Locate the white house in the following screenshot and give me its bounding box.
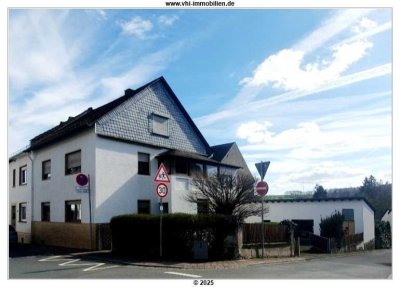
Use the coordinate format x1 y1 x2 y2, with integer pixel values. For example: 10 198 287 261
381 209 392 228
8 77 250 250
246 197 375 246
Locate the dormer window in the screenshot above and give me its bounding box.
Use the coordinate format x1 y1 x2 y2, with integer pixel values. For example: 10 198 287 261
152 113 169 137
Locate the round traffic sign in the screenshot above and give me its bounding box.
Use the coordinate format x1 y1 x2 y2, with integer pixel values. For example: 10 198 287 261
76 173 89 186
255 181 268 197
156 183 168 198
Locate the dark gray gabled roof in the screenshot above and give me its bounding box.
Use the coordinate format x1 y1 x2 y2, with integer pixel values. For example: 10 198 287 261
210 142 235 162
26 77 210 152
156 149 242 168
210 142 251 175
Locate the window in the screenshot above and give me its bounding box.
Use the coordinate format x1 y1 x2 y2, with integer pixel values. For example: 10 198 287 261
342 209 354 221
19 203 27 222
41 202 50 221
176 178 189 191
138 153 150 175
197 199 209 214
206 165 218 177
175 158 188 175
65 150 81 175
42 160 51 180
152 114 169 137
219 166 236 176
65 200 81 223
19 165 27 185
138 200 151 214
12 169 16 187
189 162 204 176
160 202 169 214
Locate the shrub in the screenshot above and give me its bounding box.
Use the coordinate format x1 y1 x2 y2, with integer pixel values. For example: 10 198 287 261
375 221 391 249
320 211 344 249
110 213 238 260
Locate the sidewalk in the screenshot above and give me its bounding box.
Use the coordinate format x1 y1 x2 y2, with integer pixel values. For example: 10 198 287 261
71 250 307 270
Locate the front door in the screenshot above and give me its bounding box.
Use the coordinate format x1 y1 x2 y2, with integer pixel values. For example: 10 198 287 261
11 205 16 227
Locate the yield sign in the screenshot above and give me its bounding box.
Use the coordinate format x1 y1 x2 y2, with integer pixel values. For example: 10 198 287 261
255 161 270 181
154 163 170 183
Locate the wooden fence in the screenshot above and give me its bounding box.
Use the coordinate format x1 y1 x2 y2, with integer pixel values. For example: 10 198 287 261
309 233 331 253
343 233 364 251
310 232 364 253
242 223 289 244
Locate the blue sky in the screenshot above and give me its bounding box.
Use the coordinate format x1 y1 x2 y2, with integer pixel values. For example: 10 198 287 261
8 8 392 195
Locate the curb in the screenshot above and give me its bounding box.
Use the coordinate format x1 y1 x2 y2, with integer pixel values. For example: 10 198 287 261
75 252 307 270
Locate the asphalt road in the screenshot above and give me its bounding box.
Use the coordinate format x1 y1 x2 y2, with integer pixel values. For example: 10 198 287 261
9 246 391 279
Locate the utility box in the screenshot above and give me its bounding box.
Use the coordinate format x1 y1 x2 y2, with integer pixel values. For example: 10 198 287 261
193 240 208 260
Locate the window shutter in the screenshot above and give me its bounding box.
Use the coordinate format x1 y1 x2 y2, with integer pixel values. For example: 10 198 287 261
67 151 81 168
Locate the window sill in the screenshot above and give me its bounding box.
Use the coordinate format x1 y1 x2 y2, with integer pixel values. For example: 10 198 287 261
18 220 27 223
65 172 81 176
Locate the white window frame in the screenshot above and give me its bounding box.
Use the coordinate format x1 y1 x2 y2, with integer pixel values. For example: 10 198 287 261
19 165 27 185
19 202 27 222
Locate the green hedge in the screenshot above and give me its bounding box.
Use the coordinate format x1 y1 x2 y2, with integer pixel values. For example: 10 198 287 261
320 211 345 249
110 213 238 260
375 221 391 249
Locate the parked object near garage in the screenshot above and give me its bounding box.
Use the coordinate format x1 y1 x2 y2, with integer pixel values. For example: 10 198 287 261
9 225 18 247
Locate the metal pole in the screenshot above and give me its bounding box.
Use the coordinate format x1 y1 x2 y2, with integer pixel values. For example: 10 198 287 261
88 174 93 250
261 198 264 258
160 198 163 258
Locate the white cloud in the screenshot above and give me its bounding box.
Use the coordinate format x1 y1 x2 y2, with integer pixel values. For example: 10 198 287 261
240 39 373 91
158 15 179 26
293 9 373 54
224 11 383 110
237 115 391 161
118 16 154 39
9 10 78 90
196 63 391 128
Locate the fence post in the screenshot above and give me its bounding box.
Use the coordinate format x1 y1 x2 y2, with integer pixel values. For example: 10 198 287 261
290 229 294 257
328 238 331 253
296 237 300 257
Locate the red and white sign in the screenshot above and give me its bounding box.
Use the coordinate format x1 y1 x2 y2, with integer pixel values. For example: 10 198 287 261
255 181 268 197
76 173 89 186
75 173 89 193
154 163 170 183
156 183 168 198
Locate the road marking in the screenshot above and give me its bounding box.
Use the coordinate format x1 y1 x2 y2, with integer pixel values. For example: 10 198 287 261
83 263 119 272
39 255 71 262
164 271 202 278
38 255 119 272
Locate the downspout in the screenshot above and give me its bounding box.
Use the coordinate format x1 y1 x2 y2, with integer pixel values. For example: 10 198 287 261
27 151 35 241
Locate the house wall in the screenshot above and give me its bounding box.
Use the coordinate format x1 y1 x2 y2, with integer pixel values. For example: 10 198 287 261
32 129 96 224
245 200 374 243
170 176 197 214
381 210 392 227
363 204 375 243
95 135 168 222
9 154 32 243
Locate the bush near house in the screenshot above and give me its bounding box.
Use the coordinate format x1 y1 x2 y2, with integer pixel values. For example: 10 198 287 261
320 211 345 250
110 213 238 260
375 221 391 249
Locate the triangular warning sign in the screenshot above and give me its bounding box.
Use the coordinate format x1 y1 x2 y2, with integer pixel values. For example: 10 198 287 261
154 163 170 183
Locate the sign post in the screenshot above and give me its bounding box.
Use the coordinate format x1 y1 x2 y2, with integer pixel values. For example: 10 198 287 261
154 164 170 258
76 173 93 250
255 161 270 258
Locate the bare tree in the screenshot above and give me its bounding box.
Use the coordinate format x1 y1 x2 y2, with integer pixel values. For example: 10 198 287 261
186 170 263 223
